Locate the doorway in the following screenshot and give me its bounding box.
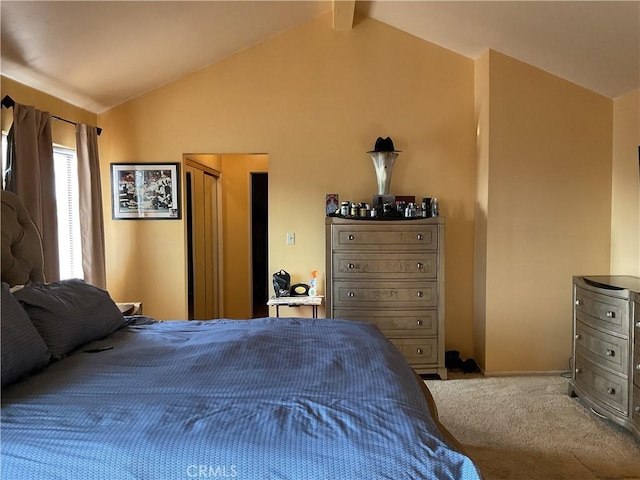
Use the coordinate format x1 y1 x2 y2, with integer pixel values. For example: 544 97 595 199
183 153 268 320
251 172 268 317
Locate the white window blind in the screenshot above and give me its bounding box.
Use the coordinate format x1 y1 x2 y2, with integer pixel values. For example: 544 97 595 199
53 146 83 280
2 134 84 280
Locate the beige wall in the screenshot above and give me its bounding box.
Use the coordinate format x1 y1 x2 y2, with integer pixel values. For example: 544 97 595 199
4 14 635 373
98 13 478 357
611 89 640 275
476 51 613 374
1 76 97 148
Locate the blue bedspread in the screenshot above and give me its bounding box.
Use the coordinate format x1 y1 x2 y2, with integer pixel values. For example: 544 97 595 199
1 317 480 479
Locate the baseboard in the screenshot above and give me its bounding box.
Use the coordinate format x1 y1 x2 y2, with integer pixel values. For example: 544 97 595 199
482 370 569 377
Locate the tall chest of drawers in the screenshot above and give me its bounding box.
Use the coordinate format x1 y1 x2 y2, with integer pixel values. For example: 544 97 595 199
325 217 446 379
569 275 640 439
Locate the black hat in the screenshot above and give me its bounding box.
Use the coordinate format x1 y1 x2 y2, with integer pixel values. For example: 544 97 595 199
368 136 401 153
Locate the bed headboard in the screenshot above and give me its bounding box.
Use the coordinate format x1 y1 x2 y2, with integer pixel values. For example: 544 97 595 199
1 190 45 287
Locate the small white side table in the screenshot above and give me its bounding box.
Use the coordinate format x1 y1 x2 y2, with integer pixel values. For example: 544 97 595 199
267 296 323 318
116 302 143 315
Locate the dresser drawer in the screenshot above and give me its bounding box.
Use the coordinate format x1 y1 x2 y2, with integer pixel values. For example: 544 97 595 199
334 309 437 336
333 253 437 280
332 225 438 251
575 286 629 335
389 338 438 364
332 281 437 309
575 321 628 375
575 352 628 414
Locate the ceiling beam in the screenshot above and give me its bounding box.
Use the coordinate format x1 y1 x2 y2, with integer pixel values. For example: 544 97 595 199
333 0 355 30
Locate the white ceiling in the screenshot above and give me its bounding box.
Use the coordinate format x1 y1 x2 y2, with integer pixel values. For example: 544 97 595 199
1 1 638 114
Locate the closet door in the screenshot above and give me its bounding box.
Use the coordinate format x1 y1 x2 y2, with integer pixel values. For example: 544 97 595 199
185 164 220 320
202 171 219 317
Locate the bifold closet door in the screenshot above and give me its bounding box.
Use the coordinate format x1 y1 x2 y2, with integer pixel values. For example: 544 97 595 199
186 165 220 320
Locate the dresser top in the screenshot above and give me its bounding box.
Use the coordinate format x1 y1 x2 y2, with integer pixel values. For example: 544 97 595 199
326 216 444 225
579 275 640 293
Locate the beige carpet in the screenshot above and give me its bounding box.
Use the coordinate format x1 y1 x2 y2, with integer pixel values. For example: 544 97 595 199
424 375 640 480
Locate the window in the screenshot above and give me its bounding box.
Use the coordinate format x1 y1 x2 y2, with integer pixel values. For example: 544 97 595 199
53 146 83 280
2 134 84 280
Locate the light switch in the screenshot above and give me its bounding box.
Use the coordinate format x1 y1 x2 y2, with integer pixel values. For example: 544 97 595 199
286 232 295 245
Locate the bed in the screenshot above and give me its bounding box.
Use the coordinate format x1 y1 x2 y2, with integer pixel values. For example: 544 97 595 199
1 190 481 479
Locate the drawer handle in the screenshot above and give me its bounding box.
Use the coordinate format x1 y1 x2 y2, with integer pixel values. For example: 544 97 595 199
575 299 582 306
575 368 581 374
416 291 424 298
605 349 615 357
348 292 355 298
636 321 640 328
606 311 615 318
607 387 616 395
636 406 640 413
416 348 423 355
417 234 424 241
416 319 423 327
348 263 355 269
575 334 581 340
417 262 423 270
636 363 640 371
348 234 355 241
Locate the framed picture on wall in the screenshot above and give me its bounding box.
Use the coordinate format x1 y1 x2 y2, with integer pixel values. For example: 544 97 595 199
111 163 181 219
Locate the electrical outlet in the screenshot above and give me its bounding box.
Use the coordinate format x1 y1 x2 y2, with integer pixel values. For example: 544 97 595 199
286 232 295 245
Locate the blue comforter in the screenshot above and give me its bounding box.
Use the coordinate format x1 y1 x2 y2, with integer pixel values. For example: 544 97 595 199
1 317 479 479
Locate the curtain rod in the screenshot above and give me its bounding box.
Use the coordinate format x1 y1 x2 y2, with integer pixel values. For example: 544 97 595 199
1 95 102 136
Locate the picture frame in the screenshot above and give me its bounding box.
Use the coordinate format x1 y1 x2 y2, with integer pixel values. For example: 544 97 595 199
111 163 181 219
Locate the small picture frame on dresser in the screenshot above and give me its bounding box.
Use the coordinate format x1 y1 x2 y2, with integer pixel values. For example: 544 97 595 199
326 193 339 216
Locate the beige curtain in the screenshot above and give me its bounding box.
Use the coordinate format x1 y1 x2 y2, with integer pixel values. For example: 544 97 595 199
76 124 106 289
5 103 60 282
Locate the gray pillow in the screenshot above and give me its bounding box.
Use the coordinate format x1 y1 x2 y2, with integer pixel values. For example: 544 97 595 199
13 279 125 358
1 282 51 387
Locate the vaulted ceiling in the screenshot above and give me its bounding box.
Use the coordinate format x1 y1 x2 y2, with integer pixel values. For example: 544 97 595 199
1 1 638 114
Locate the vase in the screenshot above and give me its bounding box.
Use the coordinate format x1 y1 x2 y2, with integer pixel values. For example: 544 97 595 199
368 151 398 195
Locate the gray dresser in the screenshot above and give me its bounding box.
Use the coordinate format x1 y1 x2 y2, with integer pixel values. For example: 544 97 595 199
570 275 640 439
633 292 640 437
325 217 446 378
